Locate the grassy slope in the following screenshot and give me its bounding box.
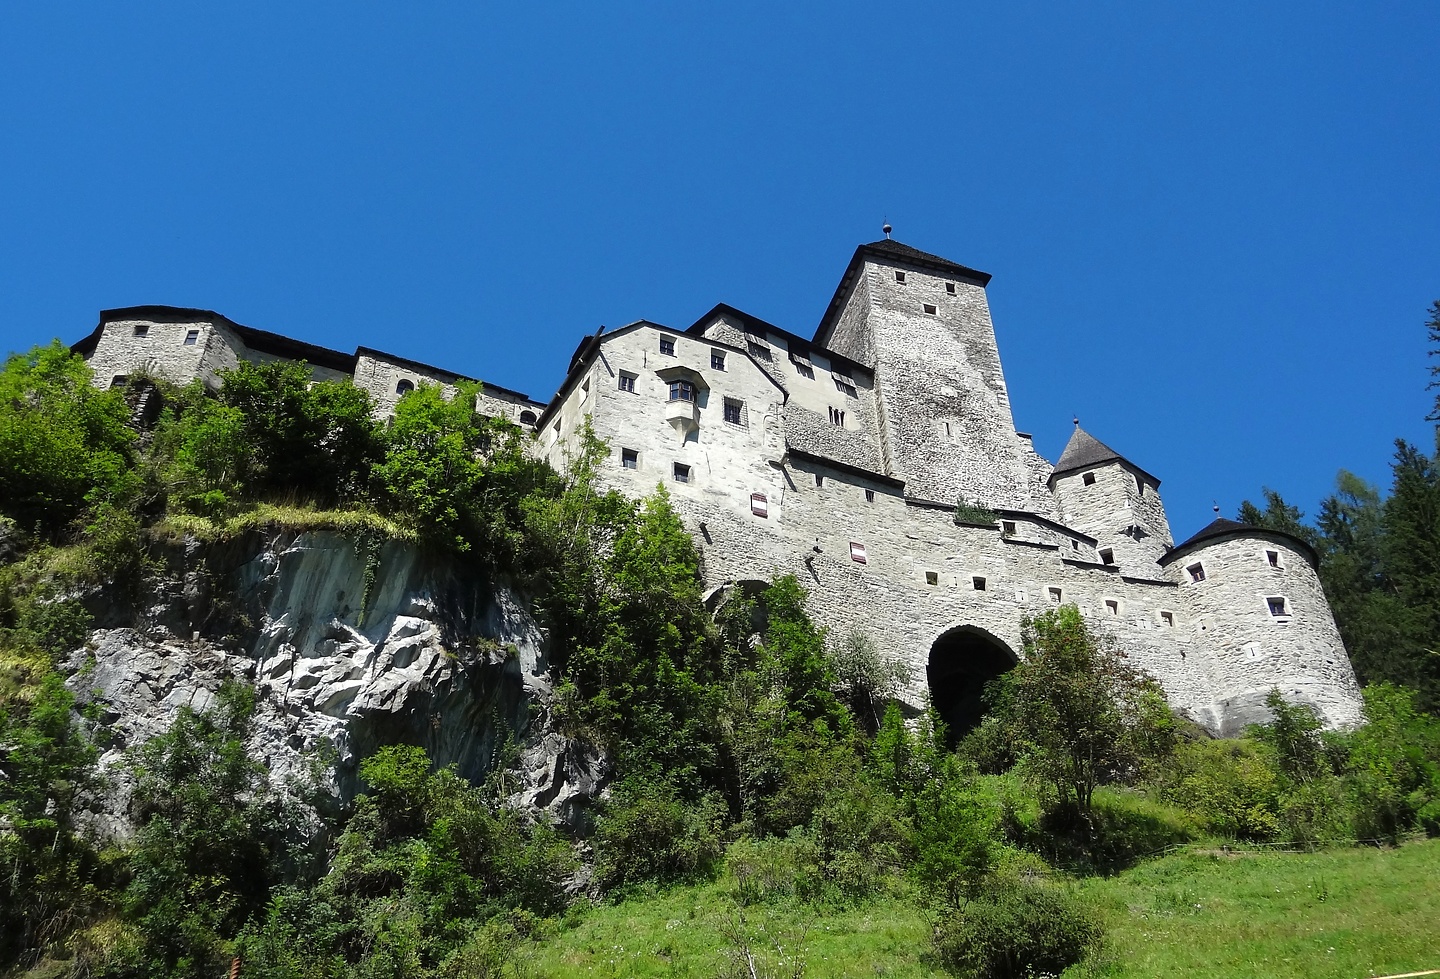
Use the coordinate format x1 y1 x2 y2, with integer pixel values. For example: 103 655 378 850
527 839 1440 978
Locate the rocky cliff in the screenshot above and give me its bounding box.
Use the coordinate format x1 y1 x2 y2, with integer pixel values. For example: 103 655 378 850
62 529 603 838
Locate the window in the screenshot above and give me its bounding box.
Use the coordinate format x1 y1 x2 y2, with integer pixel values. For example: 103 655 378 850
1048 587 1063 604
668 379 697 403
944 421 951 438
579 379 589 404
183 329 200 345
618 371 636 393
1099 548 1114 565
132 324 149 337
945 282 956 295
814 473 824 488
1186 562 1206 583
748 342 773 361
724 398 744 425
750 493 768 517
395 379 415 396
925 571 938 586
519 410 537 425
110 375 128 388
1136 476 1145 496
1072 539 1080 551
894 271 906 284
973 576 987 591
1266 596 1289 617
621 448 638 470
659 337 675 356
1243 642 1261 661
711 351 726 371
795 362 814 379
1266 549 1281 568
865 489 875 503
850 542 868 564
828 406 845 426
1105 599 1119 616
923 303 937 315
1082 471 1096 486
1002 521 1017 535
673 463 691 483
833 376 857 397
1160 611 1174 627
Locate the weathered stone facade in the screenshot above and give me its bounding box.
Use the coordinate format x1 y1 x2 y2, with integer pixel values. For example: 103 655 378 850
73 239 1363 735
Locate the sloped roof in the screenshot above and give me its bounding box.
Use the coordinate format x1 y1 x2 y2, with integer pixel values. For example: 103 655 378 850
1049 425 1160 486
1159 517 1320 569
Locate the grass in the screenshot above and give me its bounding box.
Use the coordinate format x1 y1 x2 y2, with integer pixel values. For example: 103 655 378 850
153 502 416 543
523 839 1440 978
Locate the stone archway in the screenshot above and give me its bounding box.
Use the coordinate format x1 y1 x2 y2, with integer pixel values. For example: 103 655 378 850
926 625 1018 744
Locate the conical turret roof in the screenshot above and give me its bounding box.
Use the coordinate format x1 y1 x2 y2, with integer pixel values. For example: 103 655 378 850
1050 425 1159 485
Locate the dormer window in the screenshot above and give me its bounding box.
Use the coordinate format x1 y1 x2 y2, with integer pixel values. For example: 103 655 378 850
668 380 697 403
660 337 675 356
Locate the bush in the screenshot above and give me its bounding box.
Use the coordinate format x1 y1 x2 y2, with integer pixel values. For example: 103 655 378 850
1157 737 1283 841
932 872 1103 979
1346 683 1440 841
593 777 725 894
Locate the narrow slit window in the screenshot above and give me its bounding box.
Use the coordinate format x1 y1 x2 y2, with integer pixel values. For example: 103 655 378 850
925 571 938 586
973 576 987 591
850 542 867 564
183 329 200 345
828 406 845 426
865 489 875 503
618 371 636 393
673 462 691 483
814 473 824 488
711 351 726 371
659 337 675 356
750 493 768 517
621 448 638 470
1072 539 1080 551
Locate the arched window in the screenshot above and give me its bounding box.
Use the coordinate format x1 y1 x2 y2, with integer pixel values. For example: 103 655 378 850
519 410 538 426
395 379 415 396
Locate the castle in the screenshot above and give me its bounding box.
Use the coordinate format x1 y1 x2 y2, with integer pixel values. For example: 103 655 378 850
72 236 1363 736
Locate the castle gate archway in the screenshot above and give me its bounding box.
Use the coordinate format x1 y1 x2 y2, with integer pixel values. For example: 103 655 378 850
926 626 1017 745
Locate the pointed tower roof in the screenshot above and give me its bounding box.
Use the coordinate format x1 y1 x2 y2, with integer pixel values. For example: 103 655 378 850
1049 425 1160 486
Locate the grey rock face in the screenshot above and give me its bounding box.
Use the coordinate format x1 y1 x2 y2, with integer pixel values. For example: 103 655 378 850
63 530 604 838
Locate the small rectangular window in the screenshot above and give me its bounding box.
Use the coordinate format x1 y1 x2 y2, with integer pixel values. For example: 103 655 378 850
828 406 845 426
833 377 858 397
1048 587 1063 604
925 571 938 586
618 372 636 393
621 448 638 469
132 324 149 337
1002 521 1017 535
711 351 726 371
894 270 906 284
668 380 696 403
1266 550 1280 568
850 542 868 564
110 375 128 388
1267 596 1288 617
795 362 815 379
865 489 875 503
1105 599 1119 615
1082 471 1096 486
659 337 675 356
749 342 772 361
724 398 744 425
183 329 200 345
1187 562 1206 583
973 576 987 591
814 473 824 488
673 463 691 483
923 303 937 315
1160 611 1174 627
945 282 956 295
1071 539 1080 551
1099 548 1114 565
751 493 768 517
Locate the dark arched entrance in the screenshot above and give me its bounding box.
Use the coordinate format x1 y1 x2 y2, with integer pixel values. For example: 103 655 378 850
927 626 1017 745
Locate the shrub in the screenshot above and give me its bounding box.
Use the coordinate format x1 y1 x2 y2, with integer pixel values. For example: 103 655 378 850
1157 737 1282 841
593 777 725 894
932 872 1103 979
1346 683 1440 841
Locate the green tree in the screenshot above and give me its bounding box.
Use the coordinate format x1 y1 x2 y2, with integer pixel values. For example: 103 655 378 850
985 605 1165 813
1237 487 1323 551
0 342 136 534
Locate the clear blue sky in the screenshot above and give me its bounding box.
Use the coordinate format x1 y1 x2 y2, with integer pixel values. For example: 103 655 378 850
3 2 1436 539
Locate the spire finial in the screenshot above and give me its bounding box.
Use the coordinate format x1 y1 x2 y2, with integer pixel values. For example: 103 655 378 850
1213 502 1220 516
882 220 892 239
1073 416 1079 427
